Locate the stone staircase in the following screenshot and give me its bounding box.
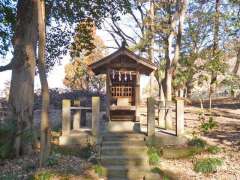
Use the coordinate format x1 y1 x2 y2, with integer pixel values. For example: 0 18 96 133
100 132 159 180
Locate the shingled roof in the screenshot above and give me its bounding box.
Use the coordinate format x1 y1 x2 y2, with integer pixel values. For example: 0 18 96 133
89 46 157 75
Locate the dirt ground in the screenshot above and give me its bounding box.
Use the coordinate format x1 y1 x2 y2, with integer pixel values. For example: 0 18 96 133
158 105 240 180
1 101 240 180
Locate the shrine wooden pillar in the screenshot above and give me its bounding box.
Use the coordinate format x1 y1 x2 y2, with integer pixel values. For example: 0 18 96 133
135 71 140 121
106 68 111 121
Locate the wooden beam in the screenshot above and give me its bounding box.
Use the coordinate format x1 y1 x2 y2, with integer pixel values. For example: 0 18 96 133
106 68 111 121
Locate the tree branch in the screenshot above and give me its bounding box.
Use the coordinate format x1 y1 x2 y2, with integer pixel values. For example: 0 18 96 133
0 62 13 72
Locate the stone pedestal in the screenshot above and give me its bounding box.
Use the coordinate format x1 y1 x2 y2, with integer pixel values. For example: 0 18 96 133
80 98 87 126
147 97 155 137
165 101 173 130
62 99 71 135
73 100 81 130
176 99 184 136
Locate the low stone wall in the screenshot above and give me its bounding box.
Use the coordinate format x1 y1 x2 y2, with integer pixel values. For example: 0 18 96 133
33 109 95 130
34 109 62 129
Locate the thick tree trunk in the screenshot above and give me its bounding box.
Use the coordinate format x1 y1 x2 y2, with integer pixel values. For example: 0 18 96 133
163 34 173 101
209 0 220 110
37 0 51 167
8 0 38 156
163 0 187 102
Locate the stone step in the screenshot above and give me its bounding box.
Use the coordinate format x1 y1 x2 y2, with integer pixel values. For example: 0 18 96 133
111 115 134 120
144 173 162 180
59 133 93 145
105 165 148 179
101 155 148 167
107 121 141 132
103 133 145 141
102 140 146 146
108 178 128 180
101 146 147 156
111 118 133 121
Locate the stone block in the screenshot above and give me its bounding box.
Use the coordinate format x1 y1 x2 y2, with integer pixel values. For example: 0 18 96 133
176 99 184 136
165 101 173 130
62 99 71 135
147 97 155 136
92 96 100 136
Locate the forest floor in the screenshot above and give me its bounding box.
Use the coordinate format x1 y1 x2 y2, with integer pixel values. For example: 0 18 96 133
0 132 101 180
155 104 240 180
1 100 240 180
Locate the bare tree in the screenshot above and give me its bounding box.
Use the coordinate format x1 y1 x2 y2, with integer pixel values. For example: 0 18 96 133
209 0 220 110
37 0 51 167
163 0 188 101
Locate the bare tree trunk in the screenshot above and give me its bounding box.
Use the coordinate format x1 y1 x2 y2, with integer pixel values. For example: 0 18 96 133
37 0 51 167
199 97 203 110
165 67 173 101
149 0 155 96
8 0 38 156
186 81 193 98
209 0 220 110
164 0 188 102
159 81 165 102
233 45 240 74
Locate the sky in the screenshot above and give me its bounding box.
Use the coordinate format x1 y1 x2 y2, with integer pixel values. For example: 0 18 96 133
0 28 150 96
0 29 111 91
0 9 154 97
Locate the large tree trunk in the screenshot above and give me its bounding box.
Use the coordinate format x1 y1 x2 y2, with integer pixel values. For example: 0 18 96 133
163 0 187 101
163 34 173 101
37 0 51 167
8 0 38 156
209 0 220 110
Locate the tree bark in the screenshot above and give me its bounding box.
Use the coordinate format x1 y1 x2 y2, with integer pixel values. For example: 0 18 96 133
209 0 220 110
186 80 193 98
233 45 240 75
164 1 187 101
8 0 38 156
37 0 51 167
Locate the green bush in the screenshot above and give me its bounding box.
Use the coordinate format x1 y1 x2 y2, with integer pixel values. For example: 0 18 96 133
188 138 207 148
52 143 95 160
46 153 61 166
194 158 223 173
0 118 16 159
200 116 217 133
0 173 19 180
147 147 160 165
93 164 107 177
146 137 156 147
207 146 221 154
33 171 55 180
161 146 204 159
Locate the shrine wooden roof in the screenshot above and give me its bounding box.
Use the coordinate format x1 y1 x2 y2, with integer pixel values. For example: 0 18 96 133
89 46 157 75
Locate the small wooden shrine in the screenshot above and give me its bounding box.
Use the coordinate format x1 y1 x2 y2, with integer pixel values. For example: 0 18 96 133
89 45 156 121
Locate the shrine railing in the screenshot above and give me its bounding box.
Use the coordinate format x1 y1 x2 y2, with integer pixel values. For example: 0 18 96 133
147 97 184 137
